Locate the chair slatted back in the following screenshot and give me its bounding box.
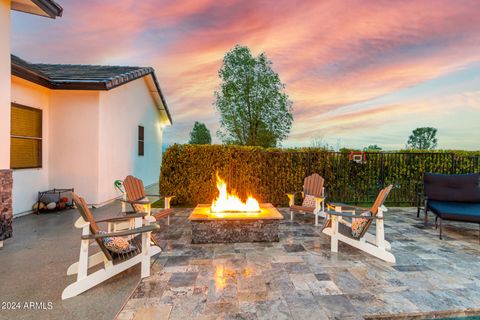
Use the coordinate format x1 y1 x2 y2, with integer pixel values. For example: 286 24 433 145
358 185 393 239
303 173 324 197
71 193 113 261
124 175 146 202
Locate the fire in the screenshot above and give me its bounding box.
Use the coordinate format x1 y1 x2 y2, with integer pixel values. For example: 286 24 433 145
210 173 260 213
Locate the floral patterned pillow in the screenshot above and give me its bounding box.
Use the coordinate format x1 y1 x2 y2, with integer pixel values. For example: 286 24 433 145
133 197 149 213
99 231 136 254
302 194 317 208
351 211 371 239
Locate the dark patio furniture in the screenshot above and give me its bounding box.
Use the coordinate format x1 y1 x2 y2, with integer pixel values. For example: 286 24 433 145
418 173 480 239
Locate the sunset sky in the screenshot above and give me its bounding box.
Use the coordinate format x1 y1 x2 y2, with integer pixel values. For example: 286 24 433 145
11 0 480 150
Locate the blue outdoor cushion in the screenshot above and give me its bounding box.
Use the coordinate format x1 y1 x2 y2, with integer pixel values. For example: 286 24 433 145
428 200 480 222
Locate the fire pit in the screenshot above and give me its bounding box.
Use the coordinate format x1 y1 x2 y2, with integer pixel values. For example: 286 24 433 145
188 173 283 244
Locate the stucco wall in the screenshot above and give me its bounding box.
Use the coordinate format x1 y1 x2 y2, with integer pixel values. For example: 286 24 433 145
0 0 10 169
11 77 50 214
9 74 166 211
98 76 164 205
49 90 100 204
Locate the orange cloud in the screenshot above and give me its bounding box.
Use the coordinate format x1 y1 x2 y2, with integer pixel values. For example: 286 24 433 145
11 0 480 149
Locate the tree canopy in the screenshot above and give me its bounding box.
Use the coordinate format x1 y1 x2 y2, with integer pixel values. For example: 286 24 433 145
214 45 293 147
407 127 438 150
364 144 382 152
188 121 212 145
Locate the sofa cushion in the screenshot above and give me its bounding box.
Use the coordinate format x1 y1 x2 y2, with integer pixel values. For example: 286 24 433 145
428 200 480 222
424 173 480 202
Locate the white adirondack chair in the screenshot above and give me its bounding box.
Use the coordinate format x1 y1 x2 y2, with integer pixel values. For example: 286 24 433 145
62 193 161 300
322 185 396 263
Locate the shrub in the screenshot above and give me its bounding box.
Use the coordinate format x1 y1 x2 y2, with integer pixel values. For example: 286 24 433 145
160 144 480 206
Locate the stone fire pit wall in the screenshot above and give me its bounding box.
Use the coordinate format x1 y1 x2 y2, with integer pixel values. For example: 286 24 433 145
191 219 280 244
0 170 13 241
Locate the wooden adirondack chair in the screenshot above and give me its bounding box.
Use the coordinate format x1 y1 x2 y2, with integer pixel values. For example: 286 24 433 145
286 173 326 226
322 185 395 263
122 175 174 225
62 193 161 300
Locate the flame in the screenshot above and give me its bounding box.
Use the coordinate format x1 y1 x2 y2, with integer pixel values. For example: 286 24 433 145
210 173 260 213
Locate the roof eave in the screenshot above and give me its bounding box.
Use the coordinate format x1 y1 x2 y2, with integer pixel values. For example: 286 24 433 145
11 55 172 124
30 0 63 18
148 72 173 125
11 62 53 88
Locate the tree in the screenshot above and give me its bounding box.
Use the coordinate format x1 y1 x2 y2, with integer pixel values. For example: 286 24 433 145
188 121 212 145
364 144 382 152
407 127 438 150
214 45 293 147
310 135 332 150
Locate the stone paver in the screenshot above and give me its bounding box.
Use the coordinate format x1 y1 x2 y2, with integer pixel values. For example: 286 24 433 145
118 208 480 319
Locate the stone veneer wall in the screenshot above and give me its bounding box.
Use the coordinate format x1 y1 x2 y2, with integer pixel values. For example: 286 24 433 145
0 169 13 240
191 219 280 244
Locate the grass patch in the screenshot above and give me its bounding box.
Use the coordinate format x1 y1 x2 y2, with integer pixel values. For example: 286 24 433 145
151 199 193 209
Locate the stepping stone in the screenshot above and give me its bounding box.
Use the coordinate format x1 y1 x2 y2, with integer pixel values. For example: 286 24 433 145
133 305 172 320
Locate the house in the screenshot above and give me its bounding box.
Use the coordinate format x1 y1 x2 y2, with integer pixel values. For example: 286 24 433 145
1 0 63 246
1 0 172 247
11 55 172 214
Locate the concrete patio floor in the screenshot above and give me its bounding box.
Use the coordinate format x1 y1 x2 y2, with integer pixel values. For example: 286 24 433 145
1 204 479 320
119 208 480 320
0 200 141 320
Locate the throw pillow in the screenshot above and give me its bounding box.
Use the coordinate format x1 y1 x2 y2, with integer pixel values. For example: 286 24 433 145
302 194 317 208
351 211 371 239
99 231 136 254
133 197 149 213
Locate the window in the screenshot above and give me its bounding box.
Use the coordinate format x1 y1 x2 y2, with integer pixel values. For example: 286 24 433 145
138 125 144 156
10 104 42 169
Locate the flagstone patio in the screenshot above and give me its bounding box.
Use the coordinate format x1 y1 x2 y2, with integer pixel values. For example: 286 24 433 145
1 204 479 320
118 207 480 320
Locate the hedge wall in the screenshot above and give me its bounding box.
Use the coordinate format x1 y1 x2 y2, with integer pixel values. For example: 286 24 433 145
160 144 480 207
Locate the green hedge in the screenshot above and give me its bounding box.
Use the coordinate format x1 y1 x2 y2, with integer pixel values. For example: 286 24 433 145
159 144 480 207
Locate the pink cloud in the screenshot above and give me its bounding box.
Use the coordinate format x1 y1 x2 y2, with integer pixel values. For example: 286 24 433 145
11 0 480 148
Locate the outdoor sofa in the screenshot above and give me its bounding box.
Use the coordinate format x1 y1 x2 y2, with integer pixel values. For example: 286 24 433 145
419 173 480 239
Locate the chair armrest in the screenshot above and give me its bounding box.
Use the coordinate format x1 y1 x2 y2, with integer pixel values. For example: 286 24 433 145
120 199 153 205
82 223 160 239
144 194 175 200
95 212 147 223
286 192 298 206
326 210 381 220
144 194 161 198
327 203 356 213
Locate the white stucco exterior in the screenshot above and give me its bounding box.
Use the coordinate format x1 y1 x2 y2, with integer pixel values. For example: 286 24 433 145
49 90 101 204
11 77 50 214
0 0 11 169
98 77 164 205
10 74 169 215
